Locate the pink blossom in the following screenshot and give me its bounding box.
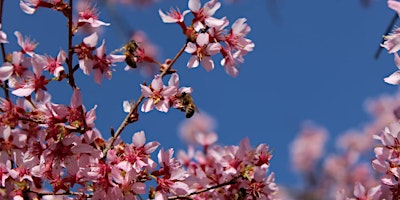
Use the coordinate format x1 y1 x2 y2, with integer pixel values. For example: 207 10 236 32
185 33 221 71
78 6 110 28
188 0 225 31
140 75 177 112
117 131 159 172
179 112 216 146
158 8 190 23
15 31 38 56
352 182 382 200
225 18 254 55
42 49 66 77
87 38 125 84
11 53 50 97
381 27 400 53
75 32 98 75
0 51 31 82
290 122 328 173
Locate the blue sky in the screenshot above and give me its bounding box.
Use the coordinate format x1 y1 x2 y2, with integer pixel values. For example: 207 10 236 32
4 0 399 187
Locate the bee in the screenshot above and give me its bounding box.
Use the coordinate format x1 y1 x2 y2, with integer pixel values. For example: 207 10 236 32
124 40 139 68
179 92 198 118
112 40 139 68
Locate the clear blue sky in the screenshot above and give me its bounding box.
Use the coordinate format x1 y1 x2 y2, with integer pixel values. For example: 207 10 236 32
4 0 397 186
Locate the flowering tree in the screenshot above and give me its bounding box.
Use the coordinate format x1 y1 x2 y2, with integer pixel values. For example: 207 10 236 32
0 0 279 199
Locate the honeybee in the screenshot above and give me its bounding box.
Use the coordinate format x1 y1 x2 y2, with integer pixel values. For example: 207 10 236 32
179 92 198 118
112 40 139 68
124 40 139 68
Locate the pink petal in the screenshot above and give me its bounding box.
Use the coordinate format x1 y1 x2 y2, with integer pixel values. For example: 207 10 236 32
161 86 177 97
141 99 154 112
79 59 93 75
367 185 382 199
145 141 160 154
14 31 24 49
96 40 106 59
168 73 179 87
71 88 82 108
187 55 199 68
372 159 389 173
93 68 102 84
123 100 131 113
203 0 221 16
109 54 126 63
353 182 366 198
83 32 98 47
188 0 201 12
151 75 163 90
0 63 13 81
140 85 152 97
158 9 177 23
132 131 146 147
12 86 34 97
196 33 209 46
224 65 239 77
232 18 249 35
201 56 214 71
184 42 197 54
206 43 221 55
155 100 169 112
0 30 8 43
90 19 110 28
205 17 226 28
57 49 67 63
31 54 46 76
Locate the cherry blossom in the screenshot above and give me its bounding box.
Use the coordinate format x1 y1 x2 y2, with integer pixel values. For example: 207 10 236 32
75 32 98 75
290 122 328 173
185 32 221 71
140 74 177 112
381 27 400 53
15 31 38 56
42 49 66 78
92 39 125 84
159 7 190 23
188 0 225 31
77 5 110 28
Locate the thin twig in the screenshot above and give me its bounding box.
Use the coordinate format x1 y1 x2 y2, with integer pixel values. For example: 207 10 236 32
102 42 188 156
67 0 76 89
168 176 240 199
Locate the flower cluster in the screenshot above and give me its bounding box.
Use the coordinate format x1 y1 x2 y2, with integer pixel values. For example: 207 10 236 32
159 0 254 77
0 0 277 199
